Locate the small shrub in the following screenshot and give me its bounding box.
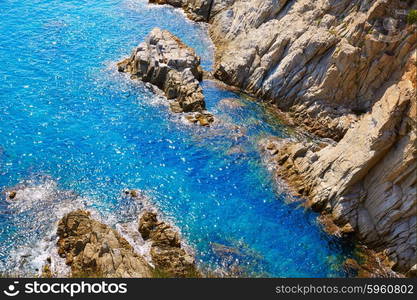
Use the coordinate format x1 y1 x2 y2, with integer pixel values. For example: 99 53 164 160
407 10 417 25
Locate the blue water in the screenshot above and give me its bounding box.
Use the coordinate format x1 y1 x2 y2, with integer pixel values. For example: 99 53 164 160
0 0 351 277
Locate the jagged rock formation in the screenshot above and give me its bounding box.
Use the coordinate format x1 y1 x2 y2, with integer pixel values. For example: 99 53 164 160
151 0 416 140
57 210 152 277
261 56 416 274
139 211 199 277
118 28 208 115
55 209 199 278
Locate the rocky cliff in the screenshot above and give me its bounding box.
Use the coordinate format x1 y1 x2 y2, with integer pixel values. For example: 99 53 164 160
151 0 416 140
150 0 417 275
56 210 152 278
262 54 416 275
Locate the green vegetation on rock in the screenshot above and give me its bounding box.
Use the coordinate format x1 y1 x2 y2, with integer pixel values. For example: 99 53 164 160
407 10 417 25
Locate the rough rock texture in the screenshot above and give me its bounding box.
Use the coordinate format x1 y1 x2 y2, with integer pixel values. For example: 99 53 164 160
139 211 199 277
343 246 401 278
261 56 417 274
118 28 207 114
153 0 417 140
57 210 152 278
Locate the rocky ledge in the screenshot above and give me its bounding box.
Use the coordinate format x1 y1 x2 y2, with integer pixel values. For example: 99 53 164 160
118 27 213 126
53 208 199 278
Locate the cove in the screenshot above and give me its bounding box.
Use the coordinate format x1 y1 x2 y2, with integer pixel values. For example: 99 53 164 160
0 0 352 277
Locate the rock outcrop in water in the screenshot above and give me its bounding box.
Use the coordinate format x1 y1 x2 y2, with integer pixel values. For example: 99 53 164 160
55 209 199 278
150 0 417 275
149 0 214 22
57 210 152 277
118 27 213 125
139 211 199 277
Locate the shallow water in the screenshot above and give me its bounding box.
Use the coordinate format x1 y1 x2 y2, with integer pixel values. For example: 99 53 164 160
0 0 352 277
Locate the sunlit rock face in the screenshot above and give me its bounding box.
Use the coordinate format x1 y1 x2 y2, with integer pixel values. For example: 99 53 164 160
260 56 417 274
154 0 416 141
117 28 206 114
57 210 153 278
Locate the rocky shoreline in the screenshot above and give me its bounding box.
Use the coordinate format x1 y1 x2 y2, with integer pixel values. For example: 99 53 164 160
149 0 417 276
151 0 416 140
4 181 200 278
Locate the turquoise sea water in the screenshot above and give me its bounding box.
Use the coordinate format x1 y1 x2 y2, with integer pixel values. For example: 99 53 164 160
0 0 352 277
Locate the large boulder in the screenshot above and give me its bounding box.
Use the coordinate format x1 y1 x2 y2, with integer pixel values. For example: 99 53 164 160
138 211 198 277
156 0 417 276
56 210 152 278
118 28 207 114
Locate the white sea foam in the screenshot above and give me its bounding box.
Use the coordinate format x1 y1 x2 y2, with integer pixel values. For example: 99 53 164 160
1 176 89 276
116 221 154 266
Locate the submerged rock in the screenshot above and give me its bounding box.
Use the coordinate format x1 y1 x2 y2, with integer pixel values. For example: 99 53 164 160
138 211 199 277
56 210 152 278
211 242 242 257
184 112 214 126
118 28 208 116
